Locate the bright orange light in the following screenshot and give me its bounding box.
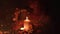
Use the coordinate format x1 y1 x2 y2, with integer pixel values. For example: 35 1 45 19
24 24 30 31
24 16 30 31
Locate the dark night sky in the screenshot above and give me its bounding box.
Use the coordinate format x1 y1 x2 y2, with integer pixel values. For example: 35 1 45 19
0 0 28 9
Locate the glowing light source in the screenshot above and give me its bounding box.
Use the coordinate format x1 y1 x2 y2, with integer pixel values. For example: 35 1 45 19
24 16 30 31
20 27 24 30
24 16 30 22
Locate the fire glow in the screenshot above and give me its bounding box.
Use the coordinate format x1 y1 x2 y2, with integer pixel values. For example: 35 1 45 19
24 16 30 31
